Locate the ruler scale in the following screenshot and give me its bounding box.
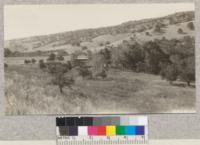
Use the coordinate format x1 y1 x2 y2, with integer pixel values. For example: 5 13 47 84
56 116 148 145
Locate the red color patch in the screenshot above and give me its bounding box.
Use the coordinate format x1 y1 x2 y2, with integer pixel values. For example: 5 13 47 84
97 126 106 135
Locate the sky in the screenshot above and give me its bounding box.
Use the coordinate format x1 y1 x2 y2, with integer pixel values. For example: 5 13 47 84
4 3 194 40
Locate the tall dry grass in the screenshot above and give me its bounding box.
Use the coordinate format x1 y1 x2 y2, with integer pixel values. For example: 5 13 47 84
5 65 196 115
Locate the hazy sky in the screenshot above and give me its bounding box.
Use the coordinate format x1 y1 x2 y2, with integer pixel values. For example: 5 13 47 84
4 3 194 40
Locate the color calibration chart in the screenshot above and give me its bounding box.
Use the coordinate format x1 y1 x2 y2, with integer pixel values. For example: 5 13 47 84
56 116 148 145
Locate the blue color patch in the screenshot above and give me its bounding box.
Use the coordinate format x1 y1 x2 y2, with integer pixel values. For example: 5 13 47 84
125 126 136 135
136 126 145 135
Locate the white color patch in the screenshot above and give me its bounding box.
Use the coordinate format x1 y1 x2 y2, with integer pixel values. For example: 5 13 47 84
78 126 88 136
137 116 148 125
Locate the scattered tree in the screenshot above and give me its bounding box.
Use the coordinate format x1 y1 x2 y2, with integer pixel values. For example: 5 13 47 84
52 72 74 93
71 41 80 46
78 65 92 79
47 62 74 93
99 42 104 46
61 61 73 73
187 22 195 30
137 26 147 32
162 36 166 40
160 64 179 84
87 50 93 60
99 48 112 68
4 63 8 68
106 41 110 45
177 28 183 34
47 62 69 74
143 41 168 74
179 57 195 86
145 32 151 36
95 69 107 79
31 58 36 64
57 55 64 61
39 59 46 69
154 24 162 33
24 59 31 64
47 53 56 61
123 43 144 70
4 48 12 57
82 46 88 50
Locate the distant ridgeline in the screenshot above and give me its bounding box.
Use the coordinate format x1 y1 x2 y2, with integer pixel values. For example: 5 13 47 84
4 11 194 57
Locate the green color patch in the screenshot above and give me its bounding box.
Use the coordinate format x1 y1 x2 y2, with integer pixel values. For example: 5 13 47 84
116 126 125 135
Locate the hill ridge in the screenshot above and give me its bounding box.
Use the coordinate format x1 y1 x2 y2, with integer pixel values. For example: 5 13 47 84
5 11 195 54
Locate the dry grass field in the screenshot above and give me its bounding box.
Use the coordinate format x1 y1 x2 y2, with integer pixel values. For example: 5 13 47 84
5 64 195 115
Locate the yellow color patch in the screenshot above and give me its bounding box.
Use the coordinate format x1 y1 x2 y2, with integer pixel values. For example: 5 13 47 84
106 126 116 136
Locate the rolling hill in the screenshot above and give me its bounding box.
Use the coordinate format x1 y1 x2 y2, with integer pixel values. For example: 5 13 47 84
4 11 195 55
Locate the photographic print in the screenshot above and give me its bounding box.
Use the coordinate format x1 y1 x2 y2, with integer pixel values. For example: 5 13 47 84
4 3 195 115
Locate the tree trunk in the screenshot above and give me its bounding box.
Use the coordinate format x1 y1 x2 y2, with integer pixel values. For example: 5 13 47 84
59 86 63 93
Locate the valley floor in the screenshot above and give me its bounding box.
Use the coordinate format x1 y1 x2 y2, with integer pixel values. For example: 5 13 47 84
5 64 195 115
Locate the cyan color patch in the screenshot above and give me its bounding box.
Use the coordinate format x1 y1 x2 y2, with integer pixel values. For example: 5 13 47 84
125 126 136 135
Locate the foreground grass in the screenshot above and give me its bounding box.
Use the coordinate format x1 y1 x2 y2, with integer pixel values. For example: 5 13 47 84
5 65 195 115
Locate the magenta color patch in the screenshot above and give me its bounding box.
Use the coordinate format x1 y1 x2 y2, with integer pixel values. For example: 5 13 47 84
88 126 98 135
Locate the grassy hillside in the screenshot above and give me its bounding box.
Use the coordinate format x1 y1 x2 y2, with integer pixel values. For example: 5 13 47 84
5 65 195 115
4 11 194 55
